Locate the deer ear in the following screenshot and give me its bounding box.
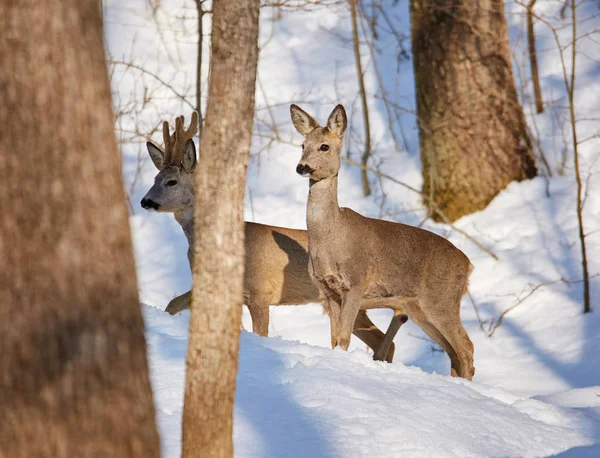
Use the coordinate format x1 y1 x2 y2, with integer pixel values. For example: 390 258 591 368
290 104 319 136
147 141 164 170
327 104 347 137
181 139 197 173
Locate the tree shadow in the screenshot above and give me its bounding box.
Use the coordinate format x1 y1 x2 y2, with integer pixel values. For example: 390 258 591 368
552 443 600 457
504 187 600 389
235 333 335 458
490 189 600 451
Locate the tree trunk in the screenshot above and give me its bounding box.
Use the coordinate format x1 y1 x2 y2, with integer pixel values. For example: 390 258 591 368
411 0 537 222
0 1 160 457
182 0 260 457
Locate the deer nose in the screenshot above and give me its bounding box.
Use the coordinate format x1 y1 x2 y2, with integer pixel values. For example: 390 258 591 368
296 163 314 176
140 198 160 210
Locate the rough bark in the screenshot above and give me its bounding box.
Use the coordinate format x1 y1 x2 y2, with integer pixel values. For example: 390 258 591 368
182 0 260 457
411 0 537 222
0 1 160 457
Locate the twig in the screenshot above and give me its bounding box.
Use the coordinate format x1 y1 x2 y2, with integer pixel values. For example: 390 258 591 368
467 291 486 334
358 7 407 154
257 72 279 139
485 275 600 337
110 59 194 110
487 278 568 337
350 0 372 196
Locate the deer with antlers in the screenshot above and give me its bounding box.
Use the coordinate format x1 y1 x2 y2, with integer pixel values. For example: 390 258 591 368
140 113 408 362
291 104 475 379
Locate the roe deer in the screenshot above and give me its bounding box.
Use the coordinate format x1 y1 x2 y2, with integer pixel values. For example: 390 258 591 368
291 104 475 379
141 113 408 362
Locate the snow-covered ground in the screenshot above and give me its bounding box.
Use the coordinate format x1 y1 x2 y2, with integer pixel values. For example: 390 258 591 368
140 174 600 457
105 1 600 456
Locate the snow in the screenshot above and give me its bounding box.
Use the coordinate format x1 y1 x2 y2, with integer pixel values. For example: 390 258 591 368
141 171 600 457
146 307 594 458
104 0 600 456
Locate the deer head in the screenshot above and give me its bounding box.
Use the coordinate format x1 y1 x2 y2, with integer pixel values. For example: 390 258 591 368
291 104 347 181
141 112 199 212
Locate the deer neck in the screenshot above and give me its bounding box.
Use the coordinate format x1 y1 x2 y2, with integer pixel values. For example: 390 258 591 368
173 167 197 248
307 175 341 234
174 205 195 248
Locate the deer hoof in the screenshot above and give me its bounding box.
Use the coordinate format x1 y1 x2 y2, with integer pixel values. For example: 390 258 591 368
373 342 395 363
338 337 350 351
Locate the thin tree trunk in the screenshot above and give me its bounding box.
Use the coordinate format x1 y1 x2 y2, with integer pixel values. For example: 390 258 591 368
566 0 590 313
527 0 544 113
0 1 160 456
411 0 537 222
182 0 260 456
350 0 372 197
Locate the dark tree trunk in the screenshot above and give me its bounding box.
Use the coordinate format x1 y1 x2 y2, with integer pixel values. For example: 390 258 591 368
182 0 260 457
0 1 160 457
411 0 537 222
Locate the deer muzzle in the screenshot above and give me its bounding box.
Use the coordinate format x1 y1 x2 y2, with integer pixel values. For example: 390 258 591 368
296 163 314 177
140 197 160 211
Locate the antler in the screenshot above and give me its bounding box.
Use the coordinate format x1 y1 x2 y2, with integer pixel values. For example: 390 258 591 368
163 111 199 164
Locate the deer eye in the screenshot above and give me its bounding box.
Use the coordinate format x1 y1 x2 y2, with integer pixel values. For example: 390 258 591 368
301 144 304 150
320 144 329 151
166 180 178 187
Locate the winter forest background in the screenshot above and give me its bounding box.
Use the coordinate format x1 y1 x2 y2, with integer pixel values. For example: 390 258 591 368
103 0 599 456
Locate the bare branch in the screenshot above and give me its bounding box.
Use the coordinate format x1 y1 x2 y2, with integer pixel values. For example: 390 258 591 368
487 279 564 337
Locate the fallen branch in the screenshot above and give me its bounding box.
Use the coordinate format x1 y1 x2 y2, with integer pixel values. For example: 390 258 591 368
487 275 598 337
487 279 564 337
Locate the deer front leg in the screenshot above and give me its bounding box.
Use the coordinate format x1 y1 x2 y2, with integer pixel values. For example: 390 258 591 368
337 287 363 351
372 311 408 362
165 290 192 315
326 296 343 350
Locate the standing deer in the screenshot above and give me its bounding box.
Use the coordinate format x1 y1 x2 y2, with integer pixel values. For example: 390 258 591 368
291 104 475 379
140 113 407 362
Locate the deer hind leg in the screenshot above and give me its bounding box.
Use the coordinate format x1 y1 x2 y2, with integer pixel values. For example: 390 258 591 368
440 321 474 380
353 310 400 363
403 299 462 376
372 311 409 363
425 305 475 380
412 316 461 375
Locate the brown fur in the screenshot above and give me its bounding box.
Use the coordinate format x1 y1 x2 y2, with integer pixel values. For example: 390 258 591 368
291 104 475 380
